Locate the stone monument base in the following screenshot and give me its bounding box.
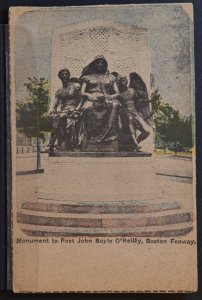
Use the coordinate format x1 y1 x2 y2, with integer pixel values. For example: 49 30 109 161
81 139 119 152
17 155 193 237
50 151 152 158
38 155 155 202
49 136 153 157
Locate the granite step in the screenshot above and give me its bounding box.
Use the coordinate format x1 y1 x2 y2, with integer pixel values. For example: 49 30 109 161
18 199 193 237
19 222 193 237
21 199 181 214
17 210 192 228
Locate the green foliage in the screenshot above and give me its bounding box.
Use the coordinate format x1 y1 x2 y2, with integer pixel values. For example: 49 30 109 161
150 89 162 112
16 77 51 138
152 89 193 149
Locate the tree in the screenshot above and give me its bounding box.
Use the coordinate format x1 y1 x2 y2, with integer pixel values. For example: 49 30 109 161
152 89 193 153
16 77 51 169
178 115 193 148
150 88 162 112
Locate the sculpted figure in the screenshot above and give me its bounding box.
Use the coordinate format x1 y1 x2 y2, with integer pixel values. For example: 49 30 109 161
49 69 81 152
79 55 121 143
129 72 153 126
118 75 151 151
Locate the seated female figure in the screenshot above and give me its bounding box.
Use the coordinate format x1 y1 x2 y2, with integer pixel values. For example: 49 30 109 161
78 55 121 143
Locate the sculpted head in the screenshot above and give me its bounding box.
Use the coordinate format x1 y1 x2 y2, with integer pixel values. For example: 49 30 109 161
58 69 70 83
112 75 128 93
129 72 147 92
119 76 128 91
69 77 82 91
111 72 119 81
80 55 108 77
94 57 108 74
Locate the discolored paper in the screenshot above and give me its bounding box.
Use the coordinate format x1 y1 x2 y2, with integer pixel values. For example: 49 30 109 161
10 4 197 293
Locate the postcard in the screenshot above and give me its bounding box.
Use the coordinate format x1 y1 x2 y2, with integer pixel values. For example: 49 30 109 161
10 4 197 292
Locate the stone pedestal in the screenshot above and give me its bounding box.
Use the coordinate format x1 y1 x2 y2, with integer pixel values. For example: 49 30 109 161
81 139 118 152
37 155 154 202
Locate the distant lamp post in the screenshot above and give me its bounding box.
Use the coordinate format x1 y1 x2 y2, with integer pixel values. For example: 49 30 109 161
170 112 177 155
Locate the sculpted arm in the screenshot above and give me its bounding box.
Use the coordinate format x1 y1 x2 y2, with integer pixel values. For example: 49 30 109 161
53 96 60 111
108 81 121 100
76 97 86 111
80 81 93 101
113 81 120 94
49 90 60 114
